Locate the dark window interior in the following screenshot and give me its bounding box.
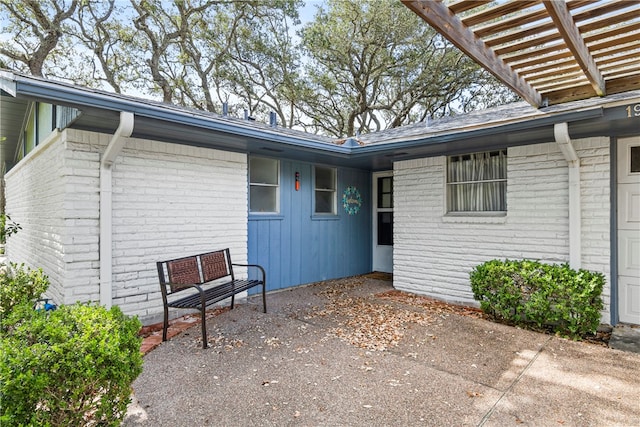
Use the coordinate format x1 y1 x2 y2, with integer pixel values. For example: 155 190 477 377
631 146 640 173
378 212 393 246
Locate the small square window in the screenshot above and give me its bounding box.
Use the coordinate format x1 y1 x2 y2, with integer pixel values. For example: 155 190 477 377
250 157 279 213
378 176 393 209
377 212 393 245
315 166 336 214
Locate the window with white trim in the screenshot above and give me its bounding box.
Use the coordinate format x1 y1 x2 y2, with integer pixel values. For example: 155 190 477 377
377 176 393 245
314 166 336 214
447 150 506 213
249 157 279 213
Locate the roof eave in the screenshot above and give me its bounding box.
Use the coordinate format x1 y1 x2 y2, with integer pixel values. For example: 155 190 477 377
10 73 346 156
353 106 605 159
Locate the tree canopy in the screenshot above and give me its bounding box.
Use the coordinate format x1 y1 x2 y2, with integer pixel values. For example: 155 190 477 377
0 0 517 138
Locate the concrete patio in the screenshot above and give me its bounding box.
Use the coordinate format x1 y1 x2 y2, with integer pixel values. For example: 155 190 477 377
125 275 640 426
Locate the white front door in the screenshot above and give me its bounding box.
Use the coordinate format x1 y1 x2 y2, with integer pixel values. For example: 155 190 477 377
618 136 640 325
372 171 393 273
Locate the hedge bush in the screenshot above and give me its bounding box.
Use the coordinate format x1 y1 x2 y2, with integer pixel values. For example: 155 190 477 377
0 213 21 245
0 263 49 325
0 265 143 426
470 259 604 339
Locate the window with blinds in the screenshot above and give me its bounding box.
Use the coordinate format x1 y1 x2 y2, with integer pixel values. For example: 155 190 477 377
447 150 506 213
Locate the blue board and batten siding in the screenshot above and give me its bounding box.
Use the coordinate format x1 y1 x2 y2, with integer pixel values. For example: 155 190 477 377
249 159 372 292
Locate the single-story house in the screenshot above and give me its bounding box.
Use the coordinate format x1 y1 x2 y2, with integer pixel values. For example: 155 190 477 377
1 69 638 328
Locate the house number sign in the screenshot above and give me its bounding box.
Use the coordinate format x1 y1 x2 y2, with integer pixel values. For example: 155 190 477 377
626 103 640 118
342 186 362 215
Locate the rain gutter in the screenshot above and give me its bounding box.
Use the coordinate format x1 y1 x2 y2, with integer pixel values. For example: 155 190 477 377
353 108 604 156
12 75 343 155
554 122 581 270
100 111 134 308
10 72 606 161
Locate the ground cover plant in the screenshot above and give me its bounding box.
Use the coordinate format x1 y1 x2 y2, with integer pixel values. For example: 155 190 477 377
0 262 48 317
0 263 143 426
470 259 604 339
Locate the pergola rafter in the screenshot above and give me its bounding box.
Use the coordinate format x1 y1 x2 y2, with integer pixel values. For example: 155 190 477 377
401 0 640 107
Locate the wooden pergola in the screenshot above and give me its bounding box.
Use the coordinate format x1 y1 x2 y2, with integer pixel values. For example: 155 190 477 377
401 0 640 107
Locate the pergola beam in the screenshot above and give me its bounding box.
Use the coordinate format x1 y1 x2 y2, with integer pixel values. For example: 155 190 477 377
542 0 606 96
401 0 543 107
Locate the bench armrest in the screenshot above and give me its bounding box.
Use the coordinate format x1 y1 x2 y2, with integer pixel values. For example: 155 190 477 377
232 263 266 282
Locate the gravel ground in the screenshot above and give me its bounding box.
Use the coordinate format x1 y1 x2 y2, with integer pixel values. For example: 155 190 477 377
125 275 640 426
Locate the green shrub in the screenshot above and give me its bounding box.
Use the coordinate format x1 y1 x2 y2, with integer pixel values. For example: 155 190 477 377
0 263 49 324
470 259 604 339
0 213 21 244
0 264 143 426
1 303 143 426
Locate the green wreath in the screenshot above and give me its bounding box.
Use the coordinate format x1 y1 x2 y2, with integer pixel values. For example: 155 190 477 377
342 186 362 215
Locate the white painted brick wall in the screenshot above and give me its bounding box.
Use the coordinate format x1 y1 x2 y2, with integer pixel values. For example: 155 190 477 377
577 138 611 320
5 131 68 304
6 130 108 305
109 137 248 322
393 137 612 323
6 128 248 325
4 127 613 325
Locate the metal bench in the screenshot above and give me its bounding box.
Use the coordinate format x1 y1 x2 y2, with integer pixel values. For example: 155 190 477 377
157 248 266 348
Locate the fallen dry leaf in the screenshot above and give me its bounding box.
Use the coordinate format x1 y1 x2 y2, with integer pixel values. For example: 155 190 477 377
307 279 433 351
377 290 485 319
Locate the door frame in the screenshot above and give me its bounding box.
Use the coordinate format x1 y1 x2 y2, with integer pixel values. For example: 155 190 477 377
616 135 640 325
372 171 393 273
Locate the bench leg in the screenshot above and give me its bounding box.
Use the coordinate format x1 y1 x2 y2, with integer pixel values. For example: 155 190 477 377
230 294 235 310
163 305 169 342
201 305 208 349
262 282 267 313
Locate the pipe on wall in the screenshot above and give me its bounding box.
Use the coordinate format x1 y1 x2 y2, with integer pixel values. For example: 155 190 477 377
99 111 134 308
554 122 581 270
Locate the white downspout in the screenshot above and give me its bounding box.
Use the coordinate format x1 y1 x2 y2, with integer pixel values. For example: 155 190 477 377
100 111 134 308
554 122 581 270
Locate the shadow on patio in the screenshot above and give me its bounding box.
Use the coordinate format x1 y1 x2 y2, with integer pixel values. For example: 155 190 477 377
125 274 640 426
